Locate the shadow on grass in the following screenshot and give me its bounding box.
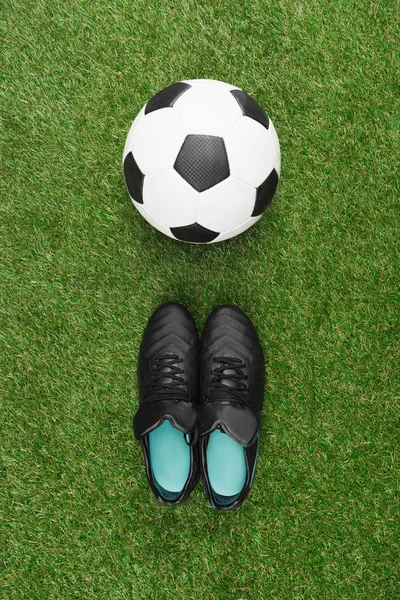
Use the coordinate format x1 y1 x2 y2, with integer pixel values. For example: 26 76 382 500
123 202 282 323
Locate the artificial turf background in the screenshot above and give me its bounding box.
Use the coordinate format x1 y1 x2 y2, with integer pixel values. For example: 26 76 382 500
1 0 399 597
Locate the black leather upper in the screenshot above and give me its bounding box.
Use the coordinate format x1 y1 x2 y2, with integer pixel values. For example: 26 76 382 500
200 305 265 413
133 303 201 505
199 305 265 509
135 303 200 438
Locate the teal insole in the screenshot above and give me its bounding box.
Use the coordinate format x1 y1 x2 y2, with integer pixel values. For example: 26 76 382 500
206 429 246 497
148 420 190 493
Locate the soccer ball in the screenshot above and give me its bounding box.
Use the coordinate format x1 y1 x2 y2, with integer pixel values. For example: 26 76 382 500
123 79 280 243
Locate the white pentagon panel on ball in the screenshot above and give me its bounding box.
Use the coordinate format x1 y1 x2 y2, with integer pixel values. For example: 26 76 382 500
133 200 176 239
269 118 281 176
123 107 145 161
183 79 240 92
173 84 242 136
212 215 262 243
143 170 198 228
130 108 186 174
197 177 256 232
224 116 275 188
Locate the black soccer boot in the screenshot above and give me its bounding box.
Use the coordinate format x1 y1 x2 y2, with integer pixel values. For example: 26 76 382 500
133 303 200 505
199 305 265 509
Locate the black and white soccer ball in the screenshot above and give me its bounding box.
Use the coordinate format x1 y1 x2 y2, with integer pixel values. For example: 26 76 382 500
123 79 280 243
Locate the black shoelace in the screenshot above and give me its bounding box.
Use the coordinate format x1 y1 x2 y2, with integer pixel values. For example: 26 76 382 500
145 353 189 402
207 356 248 404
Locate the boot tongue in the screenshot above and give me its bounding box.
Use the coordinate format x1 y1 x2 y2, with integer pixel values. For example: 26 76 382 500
198 399 259 447
133 399 198 440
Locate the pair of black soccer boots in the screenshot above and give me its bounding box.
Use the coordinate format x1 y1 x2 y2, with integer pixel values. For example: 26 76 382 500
133 303 265 510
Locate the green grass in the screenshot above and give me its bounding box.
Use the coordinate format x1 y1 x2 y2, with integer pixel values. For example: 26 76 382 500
1 0 399 598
